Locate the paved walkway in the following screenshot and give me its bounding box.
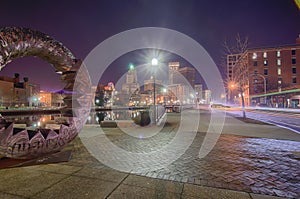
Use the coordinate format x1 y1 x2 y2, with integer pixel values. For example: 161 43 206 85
0 109 299 198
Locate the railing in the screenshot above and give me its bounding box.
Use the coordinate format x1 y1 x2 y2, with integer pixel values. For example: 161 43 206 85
156 105 166 121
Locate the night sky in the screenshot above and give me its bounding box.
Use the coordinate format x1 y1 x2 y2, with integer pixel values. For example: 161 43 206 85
0 0 299 91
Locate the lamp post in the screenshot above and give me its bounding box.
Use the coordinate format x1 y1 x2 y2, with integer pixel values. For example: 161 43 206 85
228 81 235 104
151 58 158 124
256 74 267 104
253 73 267 104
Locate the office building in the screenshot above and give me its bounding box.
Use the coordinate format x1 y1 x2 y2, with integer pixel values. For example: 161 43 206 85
122 66 140 95
178 66 196 88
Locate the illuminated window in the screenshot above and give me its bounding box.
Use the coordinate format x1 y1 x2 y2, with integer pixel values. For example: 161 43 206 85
264 60 268 66
277 68 281 75
293 77 297 84
277 51 280 57
292 49 296 55
263 52 267 58
264 69 268 75
253 61 257 66
277 59 281 66
292 67 297 74
252 52 257 59
292 58 296 64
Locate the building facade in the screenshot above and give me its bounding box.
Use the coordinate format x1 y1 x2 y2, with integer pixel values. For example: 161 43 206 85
203 90 212 104
38 91 64 107
194 84 203 103
168 62 196 88
168 84 191 104
0 74 39 107
178 66 196 88
227 53 242 81
121 67 140 95
168 62 180 85
144 76 163 92
231 35 300 108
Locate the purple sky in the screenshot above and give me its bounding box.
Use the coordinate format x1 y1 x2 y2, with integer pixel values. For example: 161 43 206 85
0 0 299 90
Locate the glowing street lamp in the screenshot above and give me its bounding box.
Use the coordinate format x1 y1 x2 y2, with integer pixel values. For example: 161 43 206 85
228 81 236 90
226 81 237 104
253 72 267 104
151 58 158 66
151 58 158 124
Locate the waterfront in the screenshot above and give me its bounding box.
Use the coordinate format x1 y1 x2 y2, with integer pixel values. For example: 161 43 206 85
2 109 150 129
1 110 300 198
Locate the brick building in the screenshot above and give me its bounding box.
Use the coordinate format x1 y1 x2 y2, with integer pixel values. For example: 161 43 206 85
0 74 40 107
231 35 300 108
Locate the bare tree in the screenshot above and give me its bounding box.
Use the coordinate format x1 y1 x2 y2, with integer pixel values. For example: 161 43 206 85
221 33 249 118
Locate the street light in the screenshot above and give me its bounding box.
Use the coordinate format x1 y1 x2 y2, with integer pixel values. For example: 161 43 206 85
151 58 158 124
227 81 236 104
253 73 267 104
151 58 158 66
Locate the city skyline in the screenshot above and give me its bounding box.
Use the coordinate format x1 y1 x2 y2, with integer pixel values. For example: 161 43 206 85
1 2 300 198
0 1 299 90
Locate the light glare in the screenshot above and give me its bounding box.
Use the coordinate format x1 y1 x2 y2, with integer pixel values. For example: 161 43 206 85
151 58 158 66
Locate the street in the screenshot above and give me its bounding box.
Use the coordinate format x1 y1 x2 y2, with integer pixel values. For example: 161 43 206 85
226 108 300 134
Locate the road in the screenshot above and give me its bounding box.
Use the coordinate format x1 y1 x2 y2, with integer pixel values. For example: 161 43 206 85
226 108 300 134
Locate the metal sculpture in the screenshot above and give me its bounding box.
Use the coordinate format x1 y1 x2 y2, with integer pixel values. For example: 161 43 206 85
0 27 91 159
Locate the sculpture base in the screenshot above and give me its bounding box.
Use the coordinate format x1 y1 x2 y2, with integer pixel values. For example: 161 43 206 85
0 149 73 169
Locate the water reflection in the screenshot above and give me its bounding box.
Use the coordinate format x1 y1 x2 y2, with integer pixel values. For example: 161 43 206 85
86 110 149 125
4 110 148 128
4 114 63 128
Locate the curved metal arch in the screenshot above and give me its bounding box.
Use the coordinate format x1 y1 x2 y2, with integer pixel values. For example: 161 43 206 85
0 27 89 159
0 27 75 72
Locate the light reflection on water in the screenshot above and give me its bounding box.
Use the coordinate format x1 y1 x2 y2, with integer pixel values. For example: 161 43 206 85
4 110 144 128
86 110 143 125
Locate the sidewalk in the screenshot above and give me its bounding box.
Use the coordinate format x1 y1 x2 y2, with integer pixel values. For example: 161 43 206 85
0 110 299 198
0 164 284 199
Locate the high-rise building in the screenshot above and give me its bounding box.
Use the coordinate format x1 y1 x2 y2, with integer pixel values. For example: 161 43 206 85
168 62 180 85
144 76 163 92
232 35 300 108
168 84 190 104
168 62 196 103
227 53 242 81
122 66 140 95
169 62 196 88
178 66 196 88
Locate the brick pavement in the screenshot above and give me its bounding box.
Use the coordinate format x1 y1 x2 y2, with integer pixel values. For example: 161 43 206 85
0 110 299 198
75 110 300 198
